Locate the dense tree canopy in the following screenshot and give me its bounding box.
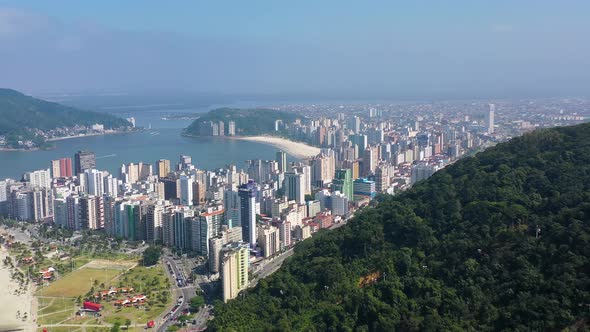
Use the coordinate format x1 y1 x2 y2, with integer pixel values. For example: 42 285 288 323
0 88 131 136
142 246 162 266
210 123 590 331
184 108 301 136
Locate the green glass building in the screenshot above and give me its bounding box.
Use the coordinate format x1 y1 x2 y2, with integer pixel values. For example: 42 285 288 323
333 169 353 201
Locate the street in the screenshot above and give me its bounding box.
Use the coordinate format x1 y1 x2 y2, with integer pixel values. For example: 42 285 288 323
156 251 212 332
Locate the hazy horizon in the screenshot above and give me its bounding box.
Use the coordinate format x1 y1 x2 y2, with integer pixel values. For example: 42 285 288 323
1 1 590 100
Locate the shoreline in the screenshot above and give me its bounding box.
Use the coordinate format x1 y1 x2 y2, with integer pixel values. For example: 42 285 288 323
46 128 140 142
181 132 321 159
0 129 141 152
230 135 321 159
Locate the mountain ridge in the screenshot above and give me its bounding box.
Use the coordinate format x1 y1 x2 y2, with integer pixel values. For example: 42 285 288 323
0 88 132 148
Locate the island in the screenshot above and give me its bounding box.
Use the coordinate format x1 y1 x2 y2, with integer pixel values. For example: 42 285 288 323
0 89 134 150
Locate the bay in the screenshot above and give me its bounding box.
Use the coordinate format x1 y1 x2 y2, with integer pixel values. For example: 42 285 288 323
0 109 295 179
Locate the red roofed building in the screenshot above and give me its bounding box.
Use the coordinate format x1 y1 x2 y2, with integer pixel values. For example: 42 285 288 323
83 301 103 312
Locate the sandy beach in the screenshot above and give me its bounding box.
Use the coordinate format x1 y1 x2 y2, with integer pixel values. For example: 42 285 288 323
0 247 36 331
233 136 321 159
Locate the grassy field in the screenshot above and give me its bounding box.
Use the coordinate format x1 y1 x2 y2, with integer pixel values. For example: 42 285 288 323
38 297 77 316
36 261 171 329
36 267 123 297
100 265 172 326
37 308 74 325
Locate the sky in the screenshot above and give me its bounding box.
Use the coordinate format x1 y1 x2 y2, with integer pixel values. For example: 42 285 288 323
1 1 590 100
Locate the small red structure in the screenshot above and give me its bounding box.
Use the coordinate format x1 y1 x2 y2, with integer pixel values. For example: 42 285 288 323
83 301 103 312
147 320 155 328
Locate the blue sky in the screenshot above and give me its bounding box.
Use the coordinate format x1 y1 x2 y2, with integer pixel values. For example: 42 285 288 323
1 1 589 99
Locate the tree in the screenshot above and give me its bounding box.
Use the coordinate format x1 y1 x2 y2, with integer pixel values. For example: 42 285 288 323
190 295 205 310
142 246 162 266
110 322 121 332
124 319 131 329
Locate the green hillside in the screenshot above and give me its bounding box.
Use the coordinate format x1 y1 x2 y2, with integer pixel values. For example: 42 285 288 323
184 108 301 136
210 123 590 331
0 89 131 135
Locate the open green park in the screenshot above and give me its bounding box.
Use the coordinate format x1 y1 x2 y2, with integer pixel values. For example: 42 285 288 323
36 261 172 330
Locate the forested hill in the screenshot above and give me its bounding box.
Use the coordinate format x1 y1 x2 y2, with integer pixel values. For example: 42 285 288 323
210 123 590 331
0 89 131 135
184 108 300 136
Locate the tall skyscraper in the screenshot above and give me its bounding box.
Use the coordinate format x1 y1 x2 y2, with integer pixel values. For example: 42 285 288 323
74 151 96 175
157 159 171 178
238 180 258 246
276 151 287 173
486 103 495 134
333 169 353 201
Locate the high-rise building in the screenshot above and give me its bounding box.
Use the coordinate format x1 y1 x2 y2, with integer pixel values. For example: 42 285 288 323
411 164 436 184
374 165 389 192
486 103 495 134
24 169 51 189
179 175 194 206
179 155 192 170
348 116 361 134
276 151 287 173
146 203 165 244
361 147 376 177
209 226 243 274
331 191 349 216
51 158 73 178
353 178 376 199
284 172 305 204
257 224 280 258
157 159 171 178
79 195 98 229
238 180 258 246
310 152 335 187
84 169 104 196
221 242 249 303
190 208 225 256
51 160 61 178
227 121 236 136
333 169 353 201
224 189 241 228
74 151 96 175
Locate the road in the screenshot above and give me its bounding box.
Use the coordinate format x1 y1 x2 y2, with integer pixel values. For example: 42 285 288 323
157 254 198 332
247 220 350 289
249 248 294 288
